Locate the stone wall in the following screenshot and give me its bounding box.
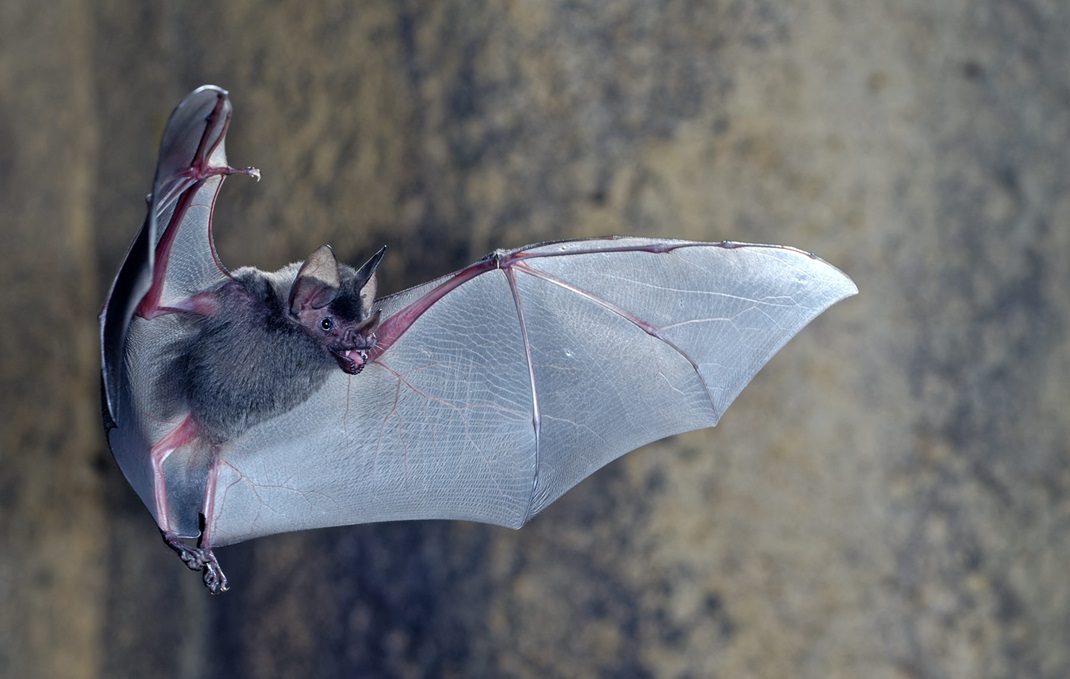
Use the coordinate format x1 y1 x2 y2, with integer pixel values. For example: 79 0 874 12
2 1 1067 676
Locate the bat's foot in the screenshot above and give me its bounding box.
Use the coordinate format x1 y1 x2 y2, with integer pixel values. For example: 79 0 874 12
200 558 229 594
162 531 230 594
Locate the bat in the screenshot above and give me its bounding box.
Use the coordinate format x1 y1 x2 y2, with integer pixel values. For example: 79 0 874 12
100 86 857 593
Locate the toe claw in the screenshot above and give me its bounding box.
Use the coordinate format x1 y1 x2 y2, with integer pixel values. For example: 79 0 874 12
162 531 229 593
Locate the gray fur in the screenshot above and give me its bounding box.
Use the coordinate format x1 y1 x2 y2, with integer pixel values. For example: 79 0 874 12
177 257 375 443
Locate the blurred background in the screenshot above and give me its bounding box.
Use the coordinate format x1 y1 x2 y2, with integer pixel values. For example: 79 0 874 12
2 1 1068 677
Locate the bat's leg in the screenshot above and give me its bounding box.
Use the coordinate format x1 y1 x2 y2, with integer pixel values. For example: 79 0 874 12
149 415 200 530
151 416 229 593
194 451 227 594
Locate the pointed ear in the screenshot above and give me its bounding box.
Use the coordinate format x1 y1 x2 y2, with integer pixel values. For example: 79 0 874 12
289 245 341 317
351 246 386 309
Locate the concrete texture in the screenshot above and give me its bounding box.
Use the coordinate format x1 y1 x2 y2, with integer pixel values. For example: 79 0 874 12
2 1 1068 677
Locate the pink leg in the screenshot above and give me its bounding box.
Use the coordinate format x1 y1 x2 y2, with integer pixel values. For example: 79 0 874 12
194 457 228 593
150 415 201 530
151 415 229 593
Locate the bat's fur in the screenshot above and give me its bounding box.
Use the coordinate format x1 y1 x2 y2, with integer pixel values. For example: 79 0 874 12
169 254 379 443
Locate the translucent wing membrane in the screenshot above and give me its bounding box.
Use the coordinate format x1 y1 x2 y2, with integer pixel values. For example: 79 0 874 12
208 239 856 544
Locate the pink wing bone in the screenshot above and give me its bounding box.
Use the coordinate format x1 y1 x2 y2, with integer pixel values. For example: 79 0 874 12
373 238 725 360
137 94 259 320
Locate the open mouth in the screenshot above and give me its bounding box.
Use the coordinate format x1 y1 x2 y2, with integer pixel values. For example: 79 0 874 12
330 332 376 375
332 347 368 375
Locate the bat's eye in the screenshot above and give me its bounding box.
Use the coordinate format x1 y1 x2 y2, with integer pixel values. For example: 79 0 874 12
320 318 334 331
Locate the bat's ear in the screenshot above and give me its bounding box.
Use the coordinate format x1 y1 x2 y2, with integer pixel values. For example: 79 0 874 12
289 245 341 316
349 246 386 310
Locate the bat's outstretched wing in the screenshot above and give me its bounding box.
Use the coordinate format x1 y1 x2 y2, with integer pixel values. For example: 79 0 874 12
100 86 256 518
205 239 856 546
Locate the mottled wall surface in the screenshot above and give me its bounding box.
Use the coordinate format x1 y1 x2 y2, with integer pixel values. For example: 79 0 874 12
2 1 1068 677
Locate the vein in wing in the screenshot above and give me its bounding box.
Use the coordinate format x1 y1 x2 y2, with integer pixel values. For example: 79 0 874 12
374 360 527 497
512 260 717 413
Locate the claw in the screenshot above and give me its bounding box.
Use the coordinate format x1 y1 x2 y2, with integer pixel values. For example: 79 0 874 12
201 559 229 594
162 530 229 594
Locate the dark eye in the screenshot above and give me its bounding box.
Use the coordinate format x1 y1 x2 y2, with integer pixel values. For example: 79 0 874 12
320 317 334 331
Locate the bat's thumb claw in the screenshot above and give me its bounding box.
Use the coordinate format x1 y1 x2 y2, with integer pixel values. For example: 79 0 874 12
224 165 261 182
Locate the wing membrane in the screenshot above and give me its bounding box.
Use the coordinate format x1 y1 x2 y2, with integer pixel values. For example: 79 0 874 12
208 239 856 544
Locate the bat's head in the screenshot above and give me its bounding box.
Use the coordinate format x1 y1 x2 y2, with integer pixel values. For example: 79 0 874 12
288 245 385 374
